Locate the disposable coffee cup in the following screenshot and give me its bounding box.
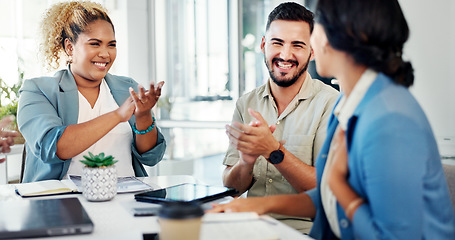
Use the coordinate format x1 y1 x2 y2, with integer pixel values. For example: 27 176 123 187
158 202 204 240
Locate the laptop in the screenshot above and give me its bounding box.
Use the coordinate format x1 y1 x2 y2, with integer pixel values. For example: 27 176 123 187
0 197 94 239
134 183 238 204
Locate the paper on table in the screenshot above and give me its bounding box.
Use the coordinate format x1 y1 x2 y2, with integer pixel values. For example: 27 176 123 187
201 212 280 240
203 212 260 222
69 175 154 193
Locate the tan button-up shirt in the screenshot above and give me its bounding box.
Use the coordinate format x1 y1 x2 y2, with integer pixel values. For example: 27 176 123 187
224 73 339 232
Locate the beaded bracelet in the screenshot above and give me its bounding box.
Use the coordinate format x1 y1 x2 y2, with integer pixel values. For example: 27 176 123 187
132 117 156 135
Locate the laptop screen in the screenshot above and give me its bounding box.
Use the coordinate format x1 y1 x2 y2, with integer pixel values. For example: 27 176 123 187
0 197 93 239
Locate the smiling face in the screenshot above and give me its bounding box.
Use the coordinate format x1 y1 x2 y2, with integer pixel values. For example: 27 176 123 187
65 19 116 87
261 20 313 87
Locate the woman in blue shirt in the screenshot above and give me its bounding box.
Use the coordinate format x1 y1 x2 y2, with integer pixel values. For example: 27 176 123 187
210 0 455 239
18 1 166 182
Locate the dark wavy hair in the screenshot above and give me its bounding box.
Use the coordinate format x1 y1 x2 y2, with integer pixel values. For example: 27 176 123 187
315 0 414 87
266 2 314 33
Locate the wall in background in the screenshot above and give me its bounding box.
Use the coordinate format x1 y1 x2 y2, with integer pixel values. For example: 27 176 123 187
401 0 455 142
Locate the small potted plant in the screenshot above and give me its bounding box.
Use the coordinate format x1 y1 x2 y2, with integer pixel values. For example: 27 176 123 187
80 152 118 201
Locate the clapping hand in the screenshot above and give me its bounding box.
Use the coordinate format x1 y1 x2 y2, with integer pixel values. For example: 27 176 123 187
129 81 165 118
225 108 279 164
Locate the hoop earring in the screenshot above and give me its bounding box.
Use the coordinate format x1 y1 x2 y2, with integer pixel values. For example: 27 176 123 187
67 55 73 65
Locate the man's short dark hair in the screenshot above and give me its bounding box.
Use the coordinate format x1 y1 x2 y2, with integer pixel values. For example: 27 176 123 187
266 2 314 33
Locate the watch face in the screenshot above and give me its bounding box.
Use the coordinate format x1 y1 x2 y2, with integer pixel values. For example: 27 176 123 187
269 149 284 164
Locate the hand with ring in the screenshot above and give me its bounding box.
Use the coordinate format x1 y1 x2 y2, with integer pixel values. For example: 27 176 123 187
129 81 165 118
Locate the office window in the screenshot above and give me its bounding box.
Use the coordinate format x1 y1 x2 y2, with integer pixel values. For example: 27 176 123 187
0 0 47 105
153 0 235 160
155 0 231 101
241 0 269 94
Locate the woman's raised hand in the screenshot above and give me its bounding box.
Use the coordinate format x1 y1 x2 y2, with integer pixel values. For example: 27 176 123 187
115 96 136 122
129 81 165 118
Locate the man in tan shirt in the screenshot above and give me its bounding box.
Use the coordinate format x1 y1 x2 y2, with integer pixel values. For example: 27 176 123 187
223 2 338 233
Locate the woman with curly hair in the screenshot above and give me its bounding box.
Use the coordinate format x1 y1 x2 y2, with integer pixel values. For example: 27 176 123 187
18 1 166 182
210 0 455 239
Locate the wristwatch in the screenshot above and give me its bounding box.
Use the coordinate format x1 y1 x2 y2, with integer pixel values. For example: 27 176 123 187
267 143 284 164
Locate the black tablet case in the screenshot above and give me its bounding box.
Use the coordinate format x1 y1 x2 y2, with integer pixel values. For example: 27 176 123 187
134 183 238 204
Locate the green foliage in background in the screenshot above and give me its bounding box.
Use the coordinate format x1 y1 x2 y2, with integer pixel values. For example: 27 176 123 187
0 102 18 127
0 74 22 123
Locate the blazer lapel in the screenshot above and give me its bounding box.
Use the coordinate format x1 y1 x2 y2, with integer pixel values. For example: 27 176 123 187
57 67 79 125
316 106 340 182
346 73 390 147
105 74 137 126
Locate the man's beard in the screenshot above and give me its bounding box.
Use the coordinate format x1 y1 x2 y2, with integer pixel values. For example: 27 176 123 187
266 54 311 87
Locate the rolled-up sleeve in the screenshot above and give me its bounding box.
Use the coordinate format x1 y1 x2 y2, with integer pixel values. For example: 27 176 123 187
132 127 166 166
223 100 243 166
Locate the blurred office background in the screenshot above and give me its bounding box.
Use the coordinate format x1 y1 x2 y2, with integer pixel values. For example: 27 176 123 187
1 0 454 185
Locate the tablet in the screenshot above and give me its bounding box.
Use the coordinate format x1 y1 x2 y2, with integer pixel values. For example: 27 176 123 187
134 183 238 204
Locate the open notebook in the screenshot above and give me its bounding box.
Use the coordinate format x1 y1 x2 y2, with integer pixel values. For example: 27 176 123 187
0 197 94 239
16 176 154 197
15 179 79 197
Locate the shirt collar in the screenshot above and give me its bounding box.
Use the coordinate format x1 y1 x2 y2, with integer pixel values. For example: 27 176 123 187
334 69 377 130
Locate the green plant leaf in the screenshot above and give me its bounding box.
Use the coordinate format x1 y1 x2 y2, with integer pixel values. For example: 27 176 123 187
103 160 118 166
80 152 117 167
80 160 96 167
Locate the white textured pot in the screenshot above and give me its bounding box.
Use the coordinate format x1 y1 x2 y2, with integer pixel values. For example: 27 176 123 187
82 165 117 201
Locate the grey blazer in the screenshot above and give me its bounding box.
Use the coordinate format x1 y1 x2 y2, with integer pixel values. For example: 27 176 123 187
18 67 166 182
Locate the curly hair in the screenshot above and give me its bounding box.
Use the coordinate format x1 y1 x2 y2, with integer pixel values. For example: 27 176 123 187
39 1 113 71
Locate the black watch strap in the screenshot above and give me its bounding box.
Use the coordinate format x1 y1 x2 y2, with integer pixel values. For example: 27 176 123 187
267 143 284 164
